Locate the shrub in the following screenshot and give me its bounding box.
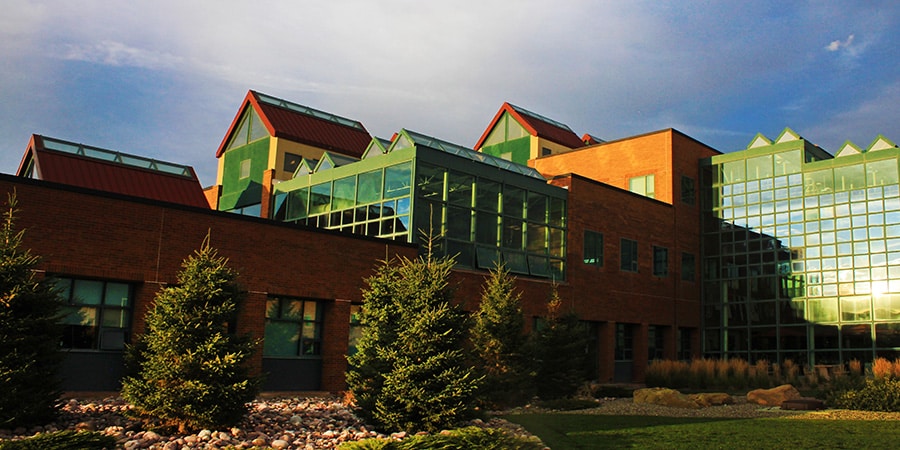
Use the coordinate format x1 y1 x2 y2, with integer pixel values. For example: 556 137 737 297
829 378 900 412
0 194 63 428
872 357 894 380
470 263 532 409
346 245 481 433
338 427 544 450
121 236 260 433
528 284 589 400
0 430 116 450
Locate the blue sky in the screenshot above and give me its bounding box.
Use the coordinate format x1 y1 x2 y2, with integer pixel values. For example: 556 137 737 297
2 1 898 186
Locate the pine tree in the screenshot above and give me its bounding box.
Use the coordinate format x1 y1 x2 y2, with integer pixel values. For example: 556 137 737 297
347 247 481 432
0 193 63 428
470 262 532 408
121 236 259 433
530 283 589 400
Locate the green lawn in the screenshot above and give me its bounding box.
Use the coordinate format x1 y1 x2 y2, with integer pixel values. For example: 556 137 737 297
503 414 899 449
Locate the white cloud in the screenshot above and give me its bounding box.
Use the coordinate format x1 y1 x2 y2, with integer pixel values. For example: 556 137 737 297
58 40 184 70
826 34 855 52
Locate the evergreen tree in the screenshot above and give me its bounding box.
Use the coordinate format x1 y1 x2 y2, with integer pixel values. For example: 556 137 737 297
121 236 259 433
470 263 532 408
347 247 481 432
530 283 589 400
0 193 63 428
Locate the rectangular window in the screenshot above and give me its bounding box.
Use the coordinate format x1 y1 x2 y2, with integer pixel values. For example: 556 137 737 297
653 246 668 277
583 230 603 266
615 323 633 361
620 238 638 272
282 152 302 173
56 277 133 350
264 297 323 357
239 159 251 179
681 176 695 205
629 174 655 199
681 252 696 281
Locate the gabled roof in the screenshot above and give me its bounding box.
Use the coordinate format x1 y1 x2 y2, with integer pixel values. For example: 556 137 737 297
18 135 209 208
216 90 372 158
474 102 585 150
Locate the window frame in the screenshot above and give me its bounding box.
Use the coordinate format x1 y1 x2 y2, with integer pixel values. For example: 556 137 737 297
263 296 324 358
620 238 639 272
55 277 133 351
583 230 603 267
653 245 668 277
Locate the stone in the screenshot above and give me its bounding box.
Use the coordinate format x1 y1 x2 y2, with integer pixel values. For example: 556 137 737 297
633 387 700 409
690 392 735 407
271 439 290 449
747 384 802 406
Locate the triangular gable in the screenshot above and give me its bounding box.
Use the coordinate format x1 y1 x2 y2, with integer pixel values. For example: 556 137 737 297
474 102 583 150
216 91 277 158
293 158 318 177
747 133 772 149
775 128 802 144
361 138 389 159
582 133 606 145
388 130 416 152
868 135 898 152
314 152 359 172
836 141 863 157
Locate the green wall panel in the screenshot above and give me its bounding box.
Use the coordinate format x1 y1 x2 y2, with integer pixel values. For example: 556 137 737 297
480 137 530 166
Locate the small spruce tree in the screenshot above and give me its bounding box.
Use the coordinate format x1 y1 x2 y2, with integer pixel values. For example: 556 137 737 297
470 262 532 408
0 193 63 428
530 283 589 400
121 235 259 433
347 241 481 432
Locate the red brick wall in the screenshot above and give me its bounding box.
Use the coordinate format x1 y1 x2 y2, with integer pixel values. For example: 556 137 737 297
1 175 418 392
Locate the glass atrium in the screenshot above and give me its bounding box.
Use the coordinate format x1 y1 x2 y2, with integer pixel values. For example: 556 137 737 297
701 130 900 367
273 129 567 280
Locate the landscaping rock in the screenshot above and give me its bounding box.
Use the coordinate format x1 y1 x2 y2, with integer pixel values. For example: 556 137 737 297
747 384 801 406
781 398 826 411
690 392 734 407
633 387 700 409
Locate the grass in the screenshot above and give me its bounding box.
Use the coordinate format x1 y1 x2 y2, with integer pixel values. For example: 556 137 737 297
503 414 900 449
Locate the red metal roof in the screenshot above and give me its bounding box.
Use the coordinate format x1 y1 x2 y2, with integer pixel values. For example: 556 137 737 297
19 135 210 209
215 91 372 158
474 102 585 150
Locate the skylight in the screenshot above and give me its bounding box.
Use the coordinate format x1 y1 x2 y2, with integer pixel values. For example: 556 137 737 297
254 91 365 131
40 136 194 178
508 103 574 132
403 129 545 180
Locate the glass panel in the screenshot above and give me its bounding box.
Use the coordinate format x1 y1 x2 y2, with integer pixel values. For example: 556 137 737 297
475 180 501 212
804 169 833 195
528 255 549 277
549 197 566 227
104 283 130 307
807 297 838 322
476 246 500 269
309 183 332 215
774 150 802 175
723 160 746 183
842 324 872 348
282 299 304 320
527 192 547 222
73 280 104 305
503 186 525 218
332 176 356 210
549 228 565 258
301 322 320 355
101 309 129 328
265 299 279 319
60 306 98 326
286 187 309 221
475 211 498 245
357 169 383 204
503 251 528 274
446 206 472 240
746 154 773 180
416 163 444 200
841 295 871 321
303 300 318 321
502 218 523 249
526 223 546 253
875 323 900 347
447 172 474 207
867 159 899 187
384 162 411 199
263 322 300 357
834 164 866 192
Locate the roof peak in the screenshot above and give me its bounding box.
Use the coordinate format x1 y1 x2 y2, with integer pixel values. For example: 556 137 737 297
251 90 365 131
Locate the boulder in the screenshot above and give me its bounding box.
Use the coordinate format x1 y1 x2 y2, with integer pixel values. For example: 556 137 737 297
747 384 801 406
781 398 826 411
690 392 735 407
633 387 700 409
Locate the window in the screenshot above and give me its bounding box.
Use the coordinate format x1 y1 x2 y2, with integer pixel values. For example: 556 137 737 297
620 238 638 272
681 252 696 281
629 174 655 199
681 176 695 205
677 328 692 360
653 246 668 277
615 323 633 361
239 159 251 179
648 325 665 361
264 297 322 357
541 147 552 157
583 230 603 266
283 152 302 173
55 277 132 350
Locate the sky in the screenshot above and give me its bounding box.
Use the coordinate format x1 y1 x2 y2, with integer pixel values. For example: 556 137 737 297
2 1 899 186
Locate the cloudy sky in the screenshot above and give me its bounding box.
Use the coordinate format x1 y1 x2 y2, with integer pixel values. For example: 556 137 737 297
2 1 898 186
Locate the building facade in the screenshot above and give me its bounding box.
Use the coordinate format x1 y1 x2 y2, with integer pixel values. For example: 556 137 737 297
8 89 898 392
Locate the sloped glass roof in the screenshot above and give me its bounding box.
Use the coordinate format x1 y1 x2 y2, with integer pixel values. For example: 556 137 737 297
40 136 194 178
403 129 545 180
254 91 365 131
508 103 574 132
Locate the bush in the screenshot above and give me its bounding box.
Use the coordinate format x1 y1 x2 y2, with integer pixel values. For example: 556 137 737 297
0 194 63 428
338 427 544 450
470 263 532 409
0 430 116 450
828 378 900 412
121 236 260 433
346 246 481 433
529 284 588 400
